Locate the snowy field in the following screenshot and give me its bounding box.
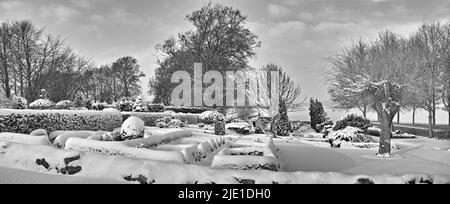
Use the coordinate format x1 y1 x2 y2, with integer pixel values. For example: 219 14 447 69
275 136 450 176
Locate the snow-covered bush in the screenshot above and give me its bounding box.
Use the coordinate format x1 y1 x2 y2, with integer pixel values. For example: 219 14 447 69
214 120 226 135
11 96 27 109
164 106 211 114
226 122 252 135
118 97 133 112
317 120 333 133
55 100 75 110
92 102 108 111
132 97 147 112
155 117 172 128
168 119 185 128
333 114 371 131
174 113 200 124
270 114 291 136
0 109 122 134
147 103 164 112
292 123 317 137
121 116 145 140
73 95 87 108
199 111 225 124
122 112 173 126
212 146 280 171
29 99 55 110
327 126 365 147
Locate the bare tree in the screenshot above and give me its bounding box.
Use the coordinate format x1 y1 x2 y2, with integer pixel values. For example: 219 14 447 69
248 63 305 119
329 31 418 156
0 22 12 98
329 40 372 118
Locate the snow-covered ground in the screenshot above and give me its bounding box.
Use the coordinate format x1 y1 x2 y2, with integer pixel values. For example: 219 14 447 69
0 167 124 184
275 136 450 176
1 124 450 184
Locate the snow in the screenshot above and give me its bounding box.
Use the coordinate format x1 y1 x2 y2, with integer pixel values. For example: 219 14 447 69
274 137 450 177
1 139 449 184
54 131 100 148
65 138 186 163
156 144 200 163
0 109 119 116
0 167 124 184
121 116 145 140
0 133 50 145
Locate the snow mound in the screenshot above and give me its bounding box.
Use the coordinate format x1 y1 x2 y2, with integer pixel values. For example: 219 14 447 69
65 138 186 163
121 116 145 140
156 144 200 163
0 133 50 146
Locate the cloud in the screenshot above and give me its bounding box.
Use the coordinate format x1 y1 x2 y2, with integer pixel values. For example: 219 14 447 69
39 4 80 23
267 4 291 18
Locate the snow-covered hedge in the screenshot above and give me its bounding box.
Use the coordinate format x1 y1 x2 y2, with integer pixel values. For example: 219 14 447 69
0 109 122 134
199 111 225 124
212 146 280 171
164 106 211 114
122 112 173 126
1 142 449 184
174 113 200 124
212 154 280 171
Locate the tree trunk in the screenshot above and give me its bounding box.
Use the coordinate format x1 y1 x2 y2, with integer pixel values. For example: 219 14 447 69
428 110 434 138
379 115 392 155
1 39 11 98
397 112 400 124
412 107 416 125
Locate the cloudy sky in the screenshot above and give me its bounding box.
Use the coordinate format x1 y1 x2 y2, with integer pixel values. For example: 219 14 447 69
1 0 450 103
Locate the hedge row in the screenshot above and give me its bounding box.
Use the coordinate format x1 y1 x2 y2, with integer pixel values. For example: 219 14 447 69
122 112 201 126
0 109 122 134
163 106 211 114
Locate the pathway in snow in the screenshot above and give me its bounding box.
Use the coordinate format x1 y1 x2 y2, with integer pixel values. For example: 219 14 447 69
275 137 450 176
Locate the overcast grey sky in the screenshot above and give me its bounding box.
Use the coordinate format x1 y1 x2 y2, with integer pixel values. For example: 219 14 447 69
1 0 450 102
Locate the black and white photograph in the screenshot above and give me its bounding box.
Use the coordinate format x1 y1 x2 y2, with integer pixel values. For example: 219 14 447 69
0 0 450 187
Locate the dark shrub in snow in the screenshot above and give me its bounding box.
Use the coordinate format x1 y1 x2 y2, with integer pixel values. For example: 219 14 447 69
0 109 122 134
333 114 371 131
148 103 164 112
73 95 87 108
119 97 133 112
156 116 174 128
309 98 328 132
11 96 27 109
133 97 147 112
92 102 108 111
214 120 226 135
270 114 291 136
164 106 211 114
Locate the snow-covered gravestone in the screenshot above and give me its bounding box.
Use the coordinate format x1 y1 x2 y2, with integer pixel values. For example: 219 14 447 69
121 116 145 140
